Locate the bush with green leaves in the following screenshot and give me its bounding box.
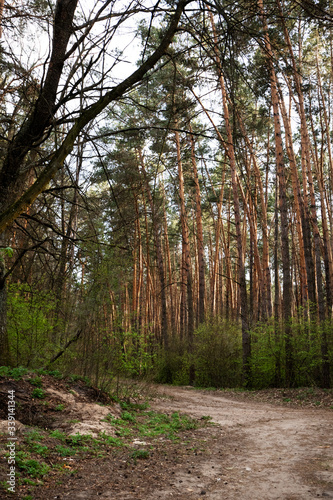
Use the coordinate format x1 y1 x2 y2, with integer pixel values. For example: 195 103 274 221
155 321 242 387
155 338 193 385
250 315 333 388
193 319 242 388
15 452 50 478
7 283 60 367
250 319 283 388
291 317 332 387
0 366 28 379
31 388 46 399
28 376 43 387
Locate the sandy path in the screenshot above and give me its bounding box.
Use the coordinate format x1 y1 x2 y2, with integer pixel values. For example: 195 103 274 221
150 386 333 499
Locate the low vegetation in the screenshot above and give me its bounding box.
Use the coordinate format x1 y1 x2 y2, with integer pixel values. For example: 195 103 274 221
0 370 210 499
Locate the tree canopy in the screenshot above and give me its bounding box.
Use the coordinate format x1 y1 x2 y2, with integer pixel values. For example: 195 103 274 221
1 0 333 389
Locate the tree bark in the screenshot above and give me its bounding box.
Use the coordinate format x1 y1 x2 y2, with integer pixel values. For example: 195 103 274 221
138 149 168 348
209 9 250 383
259 0 293 385
175 127 194 345
189 128 205 325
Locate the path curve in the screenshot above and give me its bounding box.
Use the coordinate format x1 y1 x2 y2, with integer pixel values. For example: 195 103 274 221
150 386 333 499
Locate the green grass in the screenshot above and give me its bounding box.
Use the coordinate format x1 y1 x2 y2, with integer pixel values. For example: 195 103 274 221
105 406 198 442
21 478 38 486
66 433 92 446
138 411 197 440
28 443 49 457
0 369 204 495
68 374 91 385
37 369 63 379
130 449 150 459
49 430 67 442
16 454 50 478
55 445 76 457
25 429 44 442
120 401 149 411
120 411 136 422
115 426 132 437
100 433 124 447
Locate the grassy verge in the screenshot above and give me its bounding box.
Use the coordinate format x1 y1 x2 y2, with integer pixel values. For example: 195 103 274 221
0 373 212 499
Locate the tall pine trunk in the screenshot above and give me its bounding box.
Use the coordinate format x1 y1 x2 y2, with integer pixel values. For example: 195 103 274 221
259 0 293 385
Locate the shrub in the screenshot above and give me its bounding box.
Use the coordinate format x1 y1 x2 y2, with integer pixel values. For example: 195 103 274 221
31 388 46 399
7 283 59 367
193 319 242 388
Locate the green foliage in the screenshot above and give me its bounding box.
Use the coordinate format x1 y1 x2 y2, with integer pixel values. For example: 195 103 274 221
250 320 283 388
114 426 132 437
68 374 91 384
55 445 76 457
120 401 149 411
291 320 324 386
22 430 50 458
66 433 92 446
0 247 13 259
37 369 63 379
138 411 197 440
193 320 242 388
31 388 46 399
55 404 65 411
28 443 49 457
21 479 38 486
120 411 136 422
110 327 157 379
28 376 43 387
25 429 44 443
250 315 333 388
7 283 59 367
0 366 28 379
49 430 66 442
155 320 242 387
154 314 332 389
130 449 149 459
155 339 193 385
16 452 50 478
99 433 123 447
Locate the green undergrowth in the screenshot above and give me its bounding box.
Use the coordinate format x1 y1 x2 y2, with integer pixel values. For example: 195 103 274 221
0 370 210 498
105 406 199 442
1 409 203 496
0 366 91 385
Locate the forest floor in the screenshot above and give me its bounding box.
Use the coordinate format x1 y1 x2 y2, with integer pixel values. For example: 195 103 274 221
0 374 333 499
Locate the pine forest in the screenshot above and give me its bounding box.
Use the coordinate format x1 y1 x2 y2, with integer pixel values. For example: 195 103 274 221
1 0 333 390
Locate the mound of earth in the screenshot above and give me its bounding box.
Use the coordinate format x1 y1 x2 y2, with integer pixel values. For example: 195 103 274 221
0 375 332 499
0 374 121 436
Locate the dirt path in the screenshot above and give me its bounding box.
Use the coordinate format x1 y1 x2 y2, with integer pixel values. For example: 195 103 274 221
147 386 333 499
11 384 332 500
